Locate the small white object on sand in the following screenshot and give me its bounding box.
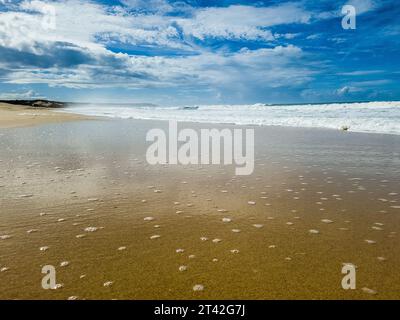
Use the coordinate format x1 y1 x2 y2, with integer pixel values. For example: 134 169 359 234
150 235 160 239
193 284 204 292
222 217 231 223
178 265 187 272
103 281 113 287
321 219 333 224
60 261 69 267
19 194 34 198
84 227 98 232
212 238 222 243
144 217 154 221
39 246 49 251
309 229 320 234
361 287 377 295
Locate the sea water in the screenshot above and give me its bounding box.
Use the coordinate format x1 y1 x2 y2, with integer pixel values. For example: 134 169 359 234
64 101 400 135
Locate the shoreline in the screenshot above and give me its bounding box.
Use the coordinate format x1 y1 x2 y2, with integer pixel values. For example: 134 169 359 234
60 111 400 137
1 101 400 138
60 99 400 137
0 103 95 129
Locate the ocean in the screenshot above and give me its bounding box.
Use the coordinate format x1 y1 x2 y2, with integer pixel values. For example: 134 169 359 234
64 101 400 135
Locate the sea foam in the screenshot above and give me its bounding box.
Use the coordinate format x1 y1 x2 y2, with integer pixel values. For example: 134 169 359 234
64 101 400 135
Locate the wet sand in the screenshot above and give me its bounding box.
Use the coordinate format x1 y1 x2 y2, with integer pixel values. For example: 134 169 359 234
0 119 400 299
0 103 92 128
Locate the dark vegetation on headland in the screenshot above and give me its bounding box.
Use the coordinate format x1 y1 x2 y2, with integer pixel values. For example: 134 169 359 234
0 100 66 108
0 100 159 108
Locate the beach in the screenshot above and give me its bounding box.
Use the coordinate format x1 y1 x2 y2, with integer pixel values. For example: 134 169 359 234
0 103 91 128
1 114 400 300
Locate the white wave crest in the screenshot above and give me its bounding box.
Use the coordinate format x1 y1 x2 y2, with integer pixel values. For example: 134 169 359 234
64 101 400 135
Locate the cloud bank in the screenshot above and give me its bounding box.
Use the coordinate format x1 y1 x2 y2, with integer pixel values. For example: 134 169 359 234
0 0 398 103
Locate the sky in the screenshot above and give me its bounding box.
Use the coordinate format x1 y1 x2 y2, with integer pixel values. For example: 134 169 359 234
0 0 399 105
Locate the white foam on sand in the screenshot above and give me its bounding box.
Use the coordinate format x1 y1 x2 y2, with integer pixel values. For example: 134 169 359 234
65 101 400 135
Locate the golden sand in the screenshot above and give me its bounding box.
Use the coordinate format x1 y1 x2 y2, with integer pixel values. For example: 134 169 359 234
0 119 399 300
0 103 92 128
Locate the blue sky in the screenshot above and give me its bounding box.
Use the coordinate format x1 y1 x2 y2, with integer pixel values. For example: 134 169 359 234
0 0 399 105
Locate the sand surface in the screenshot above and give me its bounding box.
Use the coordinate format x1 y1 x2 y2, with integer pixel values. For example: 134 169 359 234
0 103 92 128
0 119 400 299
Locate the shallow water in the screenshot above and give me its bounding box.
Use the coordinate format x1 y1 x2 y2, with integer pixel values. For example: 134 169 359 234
1 120 400 299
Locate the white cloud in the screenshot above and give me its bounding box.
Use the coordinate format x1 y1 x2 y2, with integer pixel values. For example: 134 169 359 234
177 4 310 41
336 86 362 96
0 0 187 54
121 0 173 13
349 79 392 87
315 0 377 20
337 70 383 76
346 0 376 15
0 89 44 99
0 0 316 58
3 44 312 91
0 1 316 92
1 1 312 56
306 34 321 40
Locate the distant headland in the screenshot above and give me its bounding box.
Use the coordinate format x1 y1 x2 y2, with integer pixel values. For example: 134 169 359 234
0 100 66 108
